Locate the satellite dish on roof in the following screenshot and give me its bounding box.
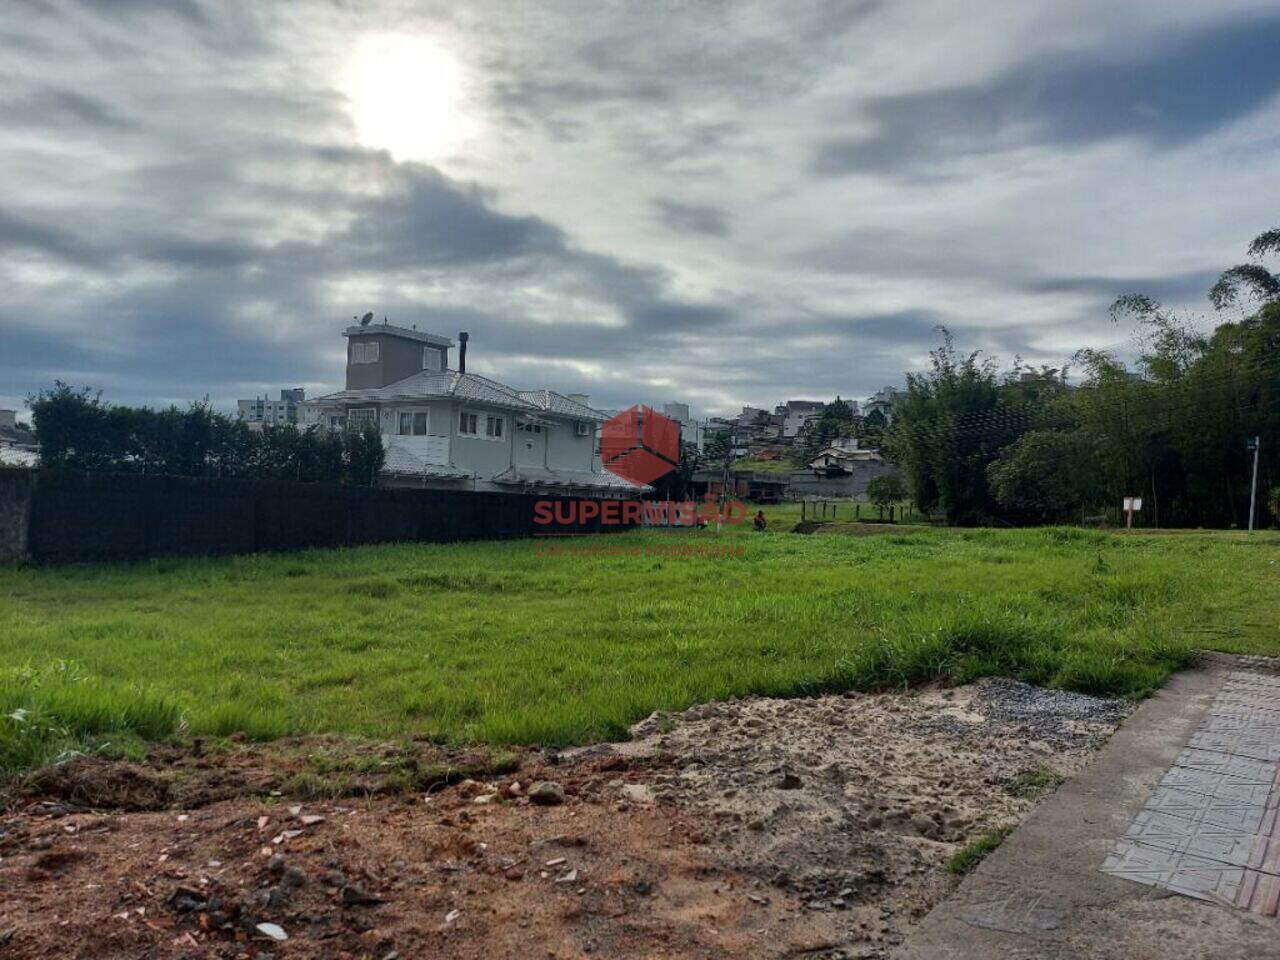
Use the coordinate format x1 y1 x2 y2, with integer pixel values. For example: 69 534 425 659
359 311 374 326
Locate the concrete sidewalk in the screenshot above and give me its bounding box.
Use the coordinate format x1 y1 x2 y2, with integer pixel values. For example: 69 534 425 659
899 657 1280 960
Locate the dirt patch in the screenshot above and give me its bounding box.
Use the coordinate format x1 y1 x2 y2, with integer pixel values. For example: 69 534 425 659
0 681 1129 959
605 678 1129 955
16 737 520 812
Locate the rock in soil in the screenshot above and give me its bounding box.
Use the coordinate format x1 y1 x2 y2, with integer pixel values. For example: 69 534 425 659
527 781 566 806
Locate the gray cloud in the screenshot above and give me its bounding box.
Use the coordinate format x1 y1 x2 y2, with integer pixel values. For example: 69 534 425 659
0 207 109 267
652 199 730 237
1020 270 1221 305
813 12 1280 177
335 167 565 268
1 85 134 130
0 0 1276 418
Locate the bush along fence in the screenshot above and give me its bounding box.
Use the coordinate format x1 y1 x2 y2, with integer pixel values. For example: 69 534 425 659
0 469 637 563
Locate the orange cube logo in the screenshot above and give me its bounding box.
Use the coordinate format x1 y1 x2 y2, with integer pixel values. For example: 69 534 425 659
600 405 680 486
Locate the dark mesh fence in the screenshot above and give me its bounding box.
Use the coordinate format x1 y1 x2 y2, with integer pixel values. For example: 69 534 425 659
12 471 631 562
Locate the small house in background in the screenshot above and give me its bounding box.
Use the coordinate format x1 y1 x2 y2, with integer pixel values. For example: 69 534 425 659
808 437 883 476
310 322 642 497
0 410 38 467
688 470 790 503
863 386 904 423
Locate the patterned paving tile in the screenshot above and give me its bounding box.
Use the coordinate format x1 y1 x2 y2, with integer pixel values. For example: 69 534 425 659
1101 668 1280 917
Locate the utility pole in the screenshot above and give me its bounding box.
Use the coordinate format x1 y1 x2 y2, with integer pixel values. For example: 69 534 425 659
717 423 739 531
1247 436 1261 533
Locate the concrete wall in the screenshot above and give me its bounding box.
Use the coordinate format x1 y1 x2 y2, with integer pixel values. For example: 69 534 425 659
788 461 898 499
0 469 34 561
513 422 546 467
454 402 516 475
545 420 595 471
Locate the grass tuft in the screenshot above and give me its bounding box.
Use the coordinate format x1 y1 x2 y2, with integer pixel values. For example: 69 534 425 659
0 660 182 780
1005 765 1067 799
947 826 1014 875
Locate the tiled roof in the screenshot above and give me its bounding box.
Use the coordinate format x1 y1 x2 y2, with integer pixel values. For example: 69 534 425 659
491 465 646 491
0 425 36 446
0 446 38 467
810 446 882 462
517 390 607 421
318 371 540 412
320 372 610 421
452 373 537 409
381 441 471 479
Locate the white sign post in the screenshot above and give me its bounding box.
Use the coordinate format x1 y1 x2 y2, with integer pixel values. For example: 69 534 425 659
1123 496 1143 530
1247 436 1261 533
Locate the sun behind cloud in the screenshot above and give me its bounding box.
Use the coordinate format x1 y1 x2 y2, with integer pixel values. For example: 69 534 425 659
341 33 474 162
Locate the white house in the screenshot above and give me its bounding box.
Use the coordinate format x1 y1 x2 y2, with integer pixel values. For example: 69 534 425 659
863 386 903 423
808 437 883 474
777 399 824 438
311 323 642 497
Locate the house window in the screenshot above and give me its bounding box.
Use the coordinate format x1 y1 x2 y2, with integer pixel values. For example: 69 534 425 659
574 421 591 437
397 411 430 436
351 341 380 364
423 347 442 372
486 415 504 438
349 408 377 427
517 421 543 434
459 411 479 435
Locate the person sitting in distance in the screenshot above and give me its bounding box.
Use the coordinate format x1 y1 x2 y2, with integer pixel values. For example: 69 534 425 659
753 510 767 532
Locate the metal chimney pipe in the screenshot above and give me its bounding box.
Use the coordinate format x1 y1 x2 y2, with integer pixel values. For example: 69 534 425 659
458 331 469 374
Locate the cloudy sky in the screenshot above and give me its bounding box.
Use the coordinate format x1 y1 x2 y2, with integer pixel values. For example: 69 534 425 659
3 1 1280 418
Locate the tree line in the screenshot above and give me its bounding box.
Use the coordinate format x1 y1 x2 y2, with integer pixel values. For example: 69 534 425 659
888 228 1280 528
26 383 384 485
15 229 1278 526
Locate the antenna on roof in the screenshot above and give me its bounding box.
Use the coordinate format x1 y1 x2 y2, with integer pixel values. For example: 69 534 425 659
359 311 374 326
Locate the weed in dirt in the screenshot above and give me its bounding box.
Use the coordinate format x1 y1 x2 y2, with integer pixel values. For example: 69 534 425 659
281 746 520 799
1005 766 1068 800
947 826 1015 875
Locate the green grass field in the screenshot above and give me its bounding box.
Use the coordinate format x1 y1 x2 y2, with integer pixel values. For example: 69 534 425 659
2 516 1278 775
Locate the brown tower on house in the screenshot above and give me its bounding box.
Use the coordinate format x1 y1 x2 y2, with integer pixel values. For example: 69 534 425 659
343 322 454 390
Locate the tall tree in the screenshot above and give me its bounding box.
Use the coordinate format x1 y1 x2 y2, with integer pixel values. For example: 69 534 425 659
887 330 1013 523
